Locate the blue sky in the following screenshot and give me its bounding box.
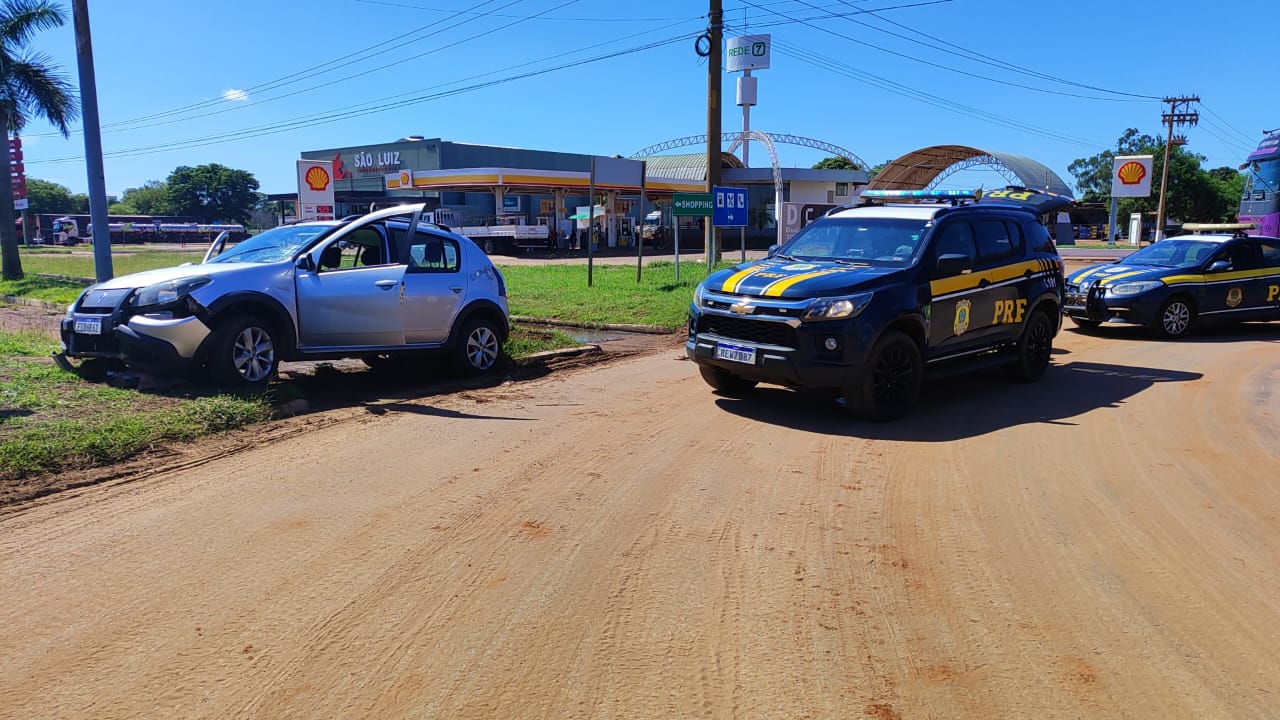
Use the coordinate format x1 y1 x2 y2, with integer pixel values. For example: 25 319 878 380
18 0 1278 197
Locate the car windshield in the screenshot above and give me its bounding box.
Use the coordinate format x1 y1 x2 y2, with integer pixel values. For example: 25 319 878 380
782 217 929 266
1122 239 1221 268
207 224 335 264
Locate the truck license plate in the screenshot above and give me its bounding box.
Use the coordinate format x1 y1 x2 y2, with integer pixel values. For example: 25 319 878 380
715 342 757 365
74 317 103 335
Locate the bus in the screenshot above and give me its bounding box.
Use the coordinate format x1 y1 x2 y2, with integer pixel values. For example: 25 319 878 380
1239 128 1280 236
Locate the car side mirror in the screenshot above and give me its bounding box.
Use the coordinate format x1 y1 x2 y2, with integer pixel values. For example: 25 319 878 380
936 253 971 277
766 244 780 257
295 254 316 273
1206 260 1230 273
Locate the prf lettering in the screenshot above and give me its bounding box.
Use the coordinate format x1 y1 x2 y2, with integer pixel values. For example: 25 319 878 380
1269 284 1280 302
993 298 1027 324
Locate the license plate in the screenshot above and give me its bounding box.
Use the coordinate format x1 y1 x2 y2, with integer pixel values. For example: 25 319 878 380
74 317 103 335
715 342 757 365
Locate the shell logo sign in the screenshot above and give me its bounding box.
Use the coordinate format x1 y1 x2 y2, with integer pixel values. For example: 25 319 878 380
1116 161 1146 185
399 170 411 187
1111 155 1153 198
304 165 331 192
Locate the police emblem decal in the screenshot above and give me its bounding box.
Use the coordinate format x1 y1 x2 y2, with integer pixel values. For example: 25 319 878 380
953 299 971 335
1226 287 1243 308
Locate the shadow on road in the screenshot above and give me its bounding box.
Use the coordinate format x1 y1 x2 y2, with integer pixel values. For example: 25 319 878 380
1068 321 1280 344
713 359 1203 442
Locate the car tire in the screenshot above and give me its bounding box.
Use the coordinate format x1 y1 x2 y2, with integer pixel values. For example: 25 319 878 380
698 365 757 396
844 331 922 422
1071 317 1101 331
1005 309 1055 383
1150 295 1196 338
208 313 278 389
452 315 503 375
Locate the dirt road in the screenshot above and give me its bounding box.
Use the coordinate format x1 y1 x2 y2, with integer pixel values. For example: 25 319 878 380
2 323 1278 719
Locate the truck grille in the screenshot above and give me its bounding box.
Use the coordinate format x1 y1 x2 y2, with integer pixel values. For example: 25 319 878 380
699 316 796 348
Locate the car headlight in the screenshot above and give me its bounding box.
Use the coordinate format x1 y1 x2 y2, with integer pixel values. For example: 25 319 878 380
693 283 707 307
132 276 212 307
1108 281 1163 297
803 291 874 320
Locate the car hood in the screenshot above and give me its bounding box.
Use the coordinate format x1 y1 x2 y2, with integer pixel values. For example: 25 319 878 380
705 259 900 298
1067 263 1169 288
88 261 278 291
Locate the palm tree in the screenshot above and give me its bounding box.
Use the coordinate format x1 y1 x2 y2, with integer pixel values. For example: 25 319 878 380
0 0 78 281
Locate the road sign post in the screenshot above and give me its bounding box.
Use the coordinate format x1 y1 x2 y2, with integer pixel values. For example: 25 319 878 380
673 192 714 281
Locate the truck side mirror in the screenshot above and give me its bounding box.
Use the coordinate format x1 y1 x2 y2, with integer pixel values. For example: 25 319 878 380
766 244 780 257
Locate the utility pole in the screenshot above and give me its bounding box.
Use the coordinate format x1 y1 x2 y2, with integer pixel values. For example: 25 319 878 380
72 0 112 281
1153 95 1199 242
704 0 723 267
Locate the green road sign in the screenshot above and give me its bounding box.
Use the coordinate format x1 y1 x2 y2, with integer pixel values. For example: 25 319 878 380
672 192 713 217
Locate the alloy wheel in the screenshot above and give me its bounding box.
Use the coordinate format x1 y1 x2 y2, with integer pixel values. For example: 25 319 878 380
466 326 500 370
233 326 275 383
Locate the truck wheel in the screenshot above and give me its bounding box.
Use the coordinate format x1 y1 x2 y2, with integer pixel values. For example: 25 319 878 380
208 314 278 389
844 331 922 421
482 238 496 254
698 365 757 396
1004 309 1055 383
452 316 503 375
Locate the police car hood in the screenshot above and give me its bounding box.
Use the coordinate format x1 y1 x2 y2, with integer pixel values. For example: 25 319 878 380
707 259 900 298
1067 262 1169 288
88 262 270 291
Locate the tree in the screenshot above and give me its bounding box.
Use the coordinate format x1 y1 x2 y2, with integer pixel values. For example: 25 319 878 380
812 155 860 171
165 164 260 224
25 176 79 214
1068 129 1244 225
119 180 169 215
0 0 79 280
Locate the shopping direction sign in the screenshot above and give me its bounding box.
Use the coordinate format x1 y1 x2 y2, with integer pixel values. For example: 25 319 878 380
672 192 713 217
713 185 747 227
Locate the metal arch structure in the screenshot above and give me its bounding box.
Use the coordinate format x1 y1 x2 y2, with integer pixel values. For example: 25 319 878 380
728 131 784 200
632 132 869 173
868 144 1075 198
922 155 1020 191
631 132 784 201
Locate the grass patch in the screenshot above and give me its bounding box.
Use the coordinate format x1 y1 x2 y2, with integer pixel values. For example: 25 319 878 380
504 324 581 358
15 248 204 279
0 329 270 481
0 275 84 306
500 260 732 330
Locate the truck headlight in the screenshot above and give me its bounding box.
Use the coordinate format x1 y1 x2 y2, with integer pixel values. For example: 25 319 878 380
132 276 211 308
1108 281 1163 297
693 283 707 307
803 291 874 320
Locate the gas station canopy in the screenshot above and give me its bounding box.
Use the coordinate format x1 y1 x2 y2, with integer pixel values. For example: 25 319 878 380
384 167 704 196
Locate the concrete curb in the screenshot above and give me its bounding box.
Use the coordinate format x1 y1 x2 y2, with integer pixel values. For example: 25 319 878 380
512 344 603 366
2 295 65 312
512 316 676 335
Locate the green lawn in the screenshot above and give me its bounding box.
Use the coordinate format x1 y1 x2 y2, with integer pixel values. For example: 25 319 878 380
15 248 205 277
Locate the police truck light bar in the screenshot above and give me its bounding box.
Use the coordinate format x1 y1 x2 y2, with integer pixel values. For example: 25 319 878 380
860 189 977 200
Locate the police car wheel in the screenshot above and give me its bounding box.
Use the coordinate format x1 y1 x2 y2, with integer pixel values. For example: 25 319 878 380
1005 309 1055 383
845 331 922 422
699 365 757 396
1151 296 1196 338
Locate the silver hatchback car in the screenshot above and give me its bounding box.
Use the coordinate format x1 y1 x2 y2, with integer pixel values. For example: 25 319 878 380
58 204 510 387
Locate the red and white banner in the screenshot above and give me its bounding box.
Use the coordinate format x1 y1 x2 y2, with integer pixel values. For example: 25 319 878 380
9 135 26 210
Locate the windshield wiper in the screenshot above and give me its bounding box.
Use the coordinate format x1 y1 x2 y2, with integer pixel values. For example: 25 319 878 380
772 253 797 261
829 258 868 266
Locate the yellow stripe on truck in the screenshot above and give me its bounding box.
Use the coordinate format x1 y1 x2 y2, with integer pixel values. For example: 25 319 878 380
721 265 768 293
762 269 844 297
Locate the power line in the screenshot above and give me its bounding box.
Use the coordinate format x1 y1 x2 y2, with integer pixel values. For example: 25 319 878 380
1197 102 1257 145
740 0 1149 102
737 0 958 28
353 0 692 21
27 31 698 165
830 0 1161 101
768 38 1104 150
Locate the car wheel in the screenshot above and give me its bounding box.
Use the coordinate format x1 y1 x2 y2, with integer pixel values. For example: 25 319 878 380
1150 296 1195 338
209 314 278 388
698 365 757 396
1071 317 1101 331
453 316 503 375
844 331 922 422
1005 309 1055 383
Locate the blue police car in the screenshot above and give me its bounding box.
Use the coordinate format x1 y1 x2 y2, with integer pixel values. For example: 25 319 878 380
686 187 1069 421
1064 231 1280 337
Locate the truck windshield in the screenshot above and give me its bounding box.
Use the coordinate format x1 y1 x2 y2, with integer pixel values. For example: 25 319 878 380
207 224 334 264
783 217 928 266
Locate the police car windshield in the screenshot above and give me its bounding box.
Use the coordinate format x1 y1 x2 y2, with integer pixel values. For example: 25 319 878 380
1122 239 1221 268
782 218 928 266
207 224 334 264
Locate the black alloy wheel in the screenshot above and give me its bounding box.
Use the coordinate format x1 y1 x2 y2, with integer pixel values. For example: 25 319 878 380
1006 310 1055 382
845 331 922 422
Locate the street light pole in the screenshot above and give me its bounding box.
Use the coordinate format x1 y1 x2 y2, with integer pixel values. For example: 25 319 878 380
72 0 112 281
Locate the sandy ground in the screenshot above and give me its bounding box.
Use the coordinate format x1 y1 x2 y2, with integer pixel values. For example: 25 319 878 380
1 312 1279 718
